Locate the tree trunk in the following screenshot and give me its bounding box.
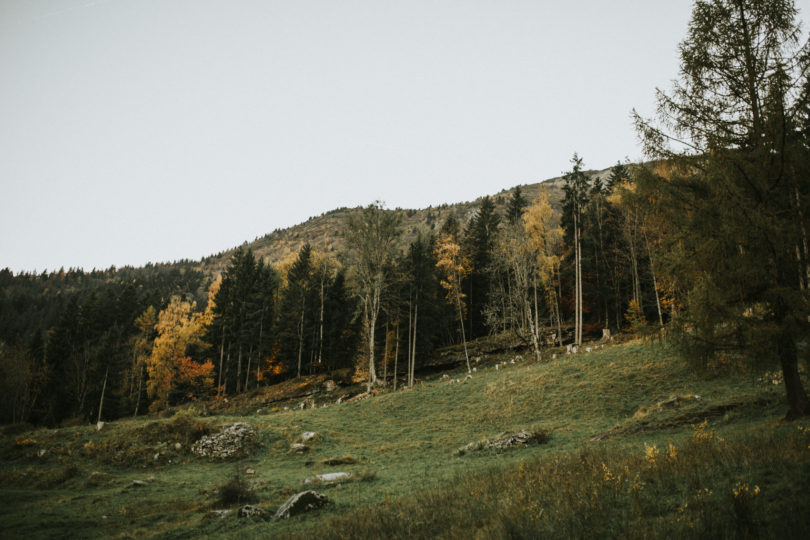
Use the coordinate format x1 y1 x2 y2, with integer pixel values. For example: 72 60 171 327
574 216 582 345
97 367 108 425
134 364 144 417
256 310 265 390
406 294 412 389
244 344 253 392
644 230 664 327
318 269 325 364
456 290 471 373
527 279 541 362
217 327 225 397
236 345 243 394
393 320 400 391
555 264 564 346
382 320 390 385
367 299 378 391
778 331 810 419
297 295 305 378
411 300 418 386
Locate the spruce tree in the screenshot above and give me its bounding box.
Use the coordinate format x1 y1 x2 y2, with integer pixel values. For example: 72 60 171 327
463 196 500 338
506 186 528 225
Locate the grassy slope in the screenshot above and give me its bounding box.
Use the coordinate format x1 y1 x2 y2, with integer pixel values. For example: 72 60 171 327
1 339 807 538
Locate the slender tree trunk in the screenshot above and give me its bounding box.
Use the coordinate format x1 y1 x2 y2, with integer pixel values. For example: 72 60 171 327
644 231 664 327
411 300 418 386
383 320 390 385
456 290 471 373
406 293 412 389
576 236 580 344
297 295 305 378
367 295 379 391
555 265 564 346
527 279 541 362
97 367 108 425
224 351 230 395
393 320 400 391
533 275 540 346
217 327 225 397
236 345 243 393
244 344 253 392
256 310 264 389
134 364 144 417
318 269 326 364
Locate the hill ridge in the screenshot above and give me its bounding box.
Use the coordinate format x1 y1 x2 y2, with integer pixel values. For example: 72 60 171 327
199 165 615 275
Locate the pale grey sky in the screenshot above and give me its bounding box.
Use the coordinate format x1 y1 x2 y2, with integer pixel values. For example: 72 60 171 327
1 0 792 272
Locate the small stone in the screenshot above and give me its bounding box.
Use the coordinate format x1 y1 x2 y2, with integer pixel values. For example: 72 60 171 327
174 442 182 451
206 509 232 520
274 490 330 520
237 505 267 518
290 443 310 454
300 432 317 443
303 472 351 484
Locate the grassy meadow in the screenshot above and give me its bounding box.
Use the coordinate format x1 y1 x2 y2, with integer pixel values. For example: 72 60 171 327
1 338 808 538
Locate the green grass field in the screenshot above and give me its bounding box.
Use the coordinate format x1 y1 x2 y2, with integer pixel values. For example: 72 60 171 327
1 338 808 538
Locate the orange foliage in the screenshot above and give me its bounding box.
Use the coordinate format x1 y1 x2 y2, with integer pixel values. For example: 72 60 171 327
258 348 286 381
172 356 215 400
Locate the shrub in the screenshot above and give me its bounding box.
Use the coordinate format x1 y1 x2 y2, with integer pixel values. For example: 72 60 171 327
217 469 255 506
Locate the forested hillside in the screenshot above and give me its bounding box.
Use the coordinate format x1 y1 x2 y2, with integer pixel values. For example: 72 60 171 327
2 0 810 431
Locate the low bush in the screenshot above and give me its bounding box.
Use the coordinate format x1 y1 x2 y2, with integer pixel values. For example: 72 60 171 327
217 469 256 506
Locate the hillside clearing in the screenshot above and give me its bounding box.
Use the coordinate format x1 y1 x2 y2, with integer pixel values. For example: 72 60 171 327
0 338 807 538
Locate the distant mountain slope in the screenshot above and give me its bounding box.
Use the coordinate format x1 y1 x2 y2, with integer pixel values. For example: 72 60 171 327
199 166 614 275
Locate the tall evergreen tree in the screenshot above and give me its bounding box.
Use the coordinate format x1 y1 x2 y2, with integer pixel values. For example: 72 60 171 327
562 154 589 345
634 0 810 418
463 196 500 338
506 186 528 225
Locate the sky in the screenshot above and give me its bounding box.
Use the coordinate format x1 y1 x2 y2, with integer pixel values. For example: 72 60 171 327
1 0 799 273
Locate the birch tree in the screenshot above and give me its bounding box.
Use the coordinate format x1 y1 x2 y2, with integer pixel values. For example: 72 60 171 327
345 202 402 390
